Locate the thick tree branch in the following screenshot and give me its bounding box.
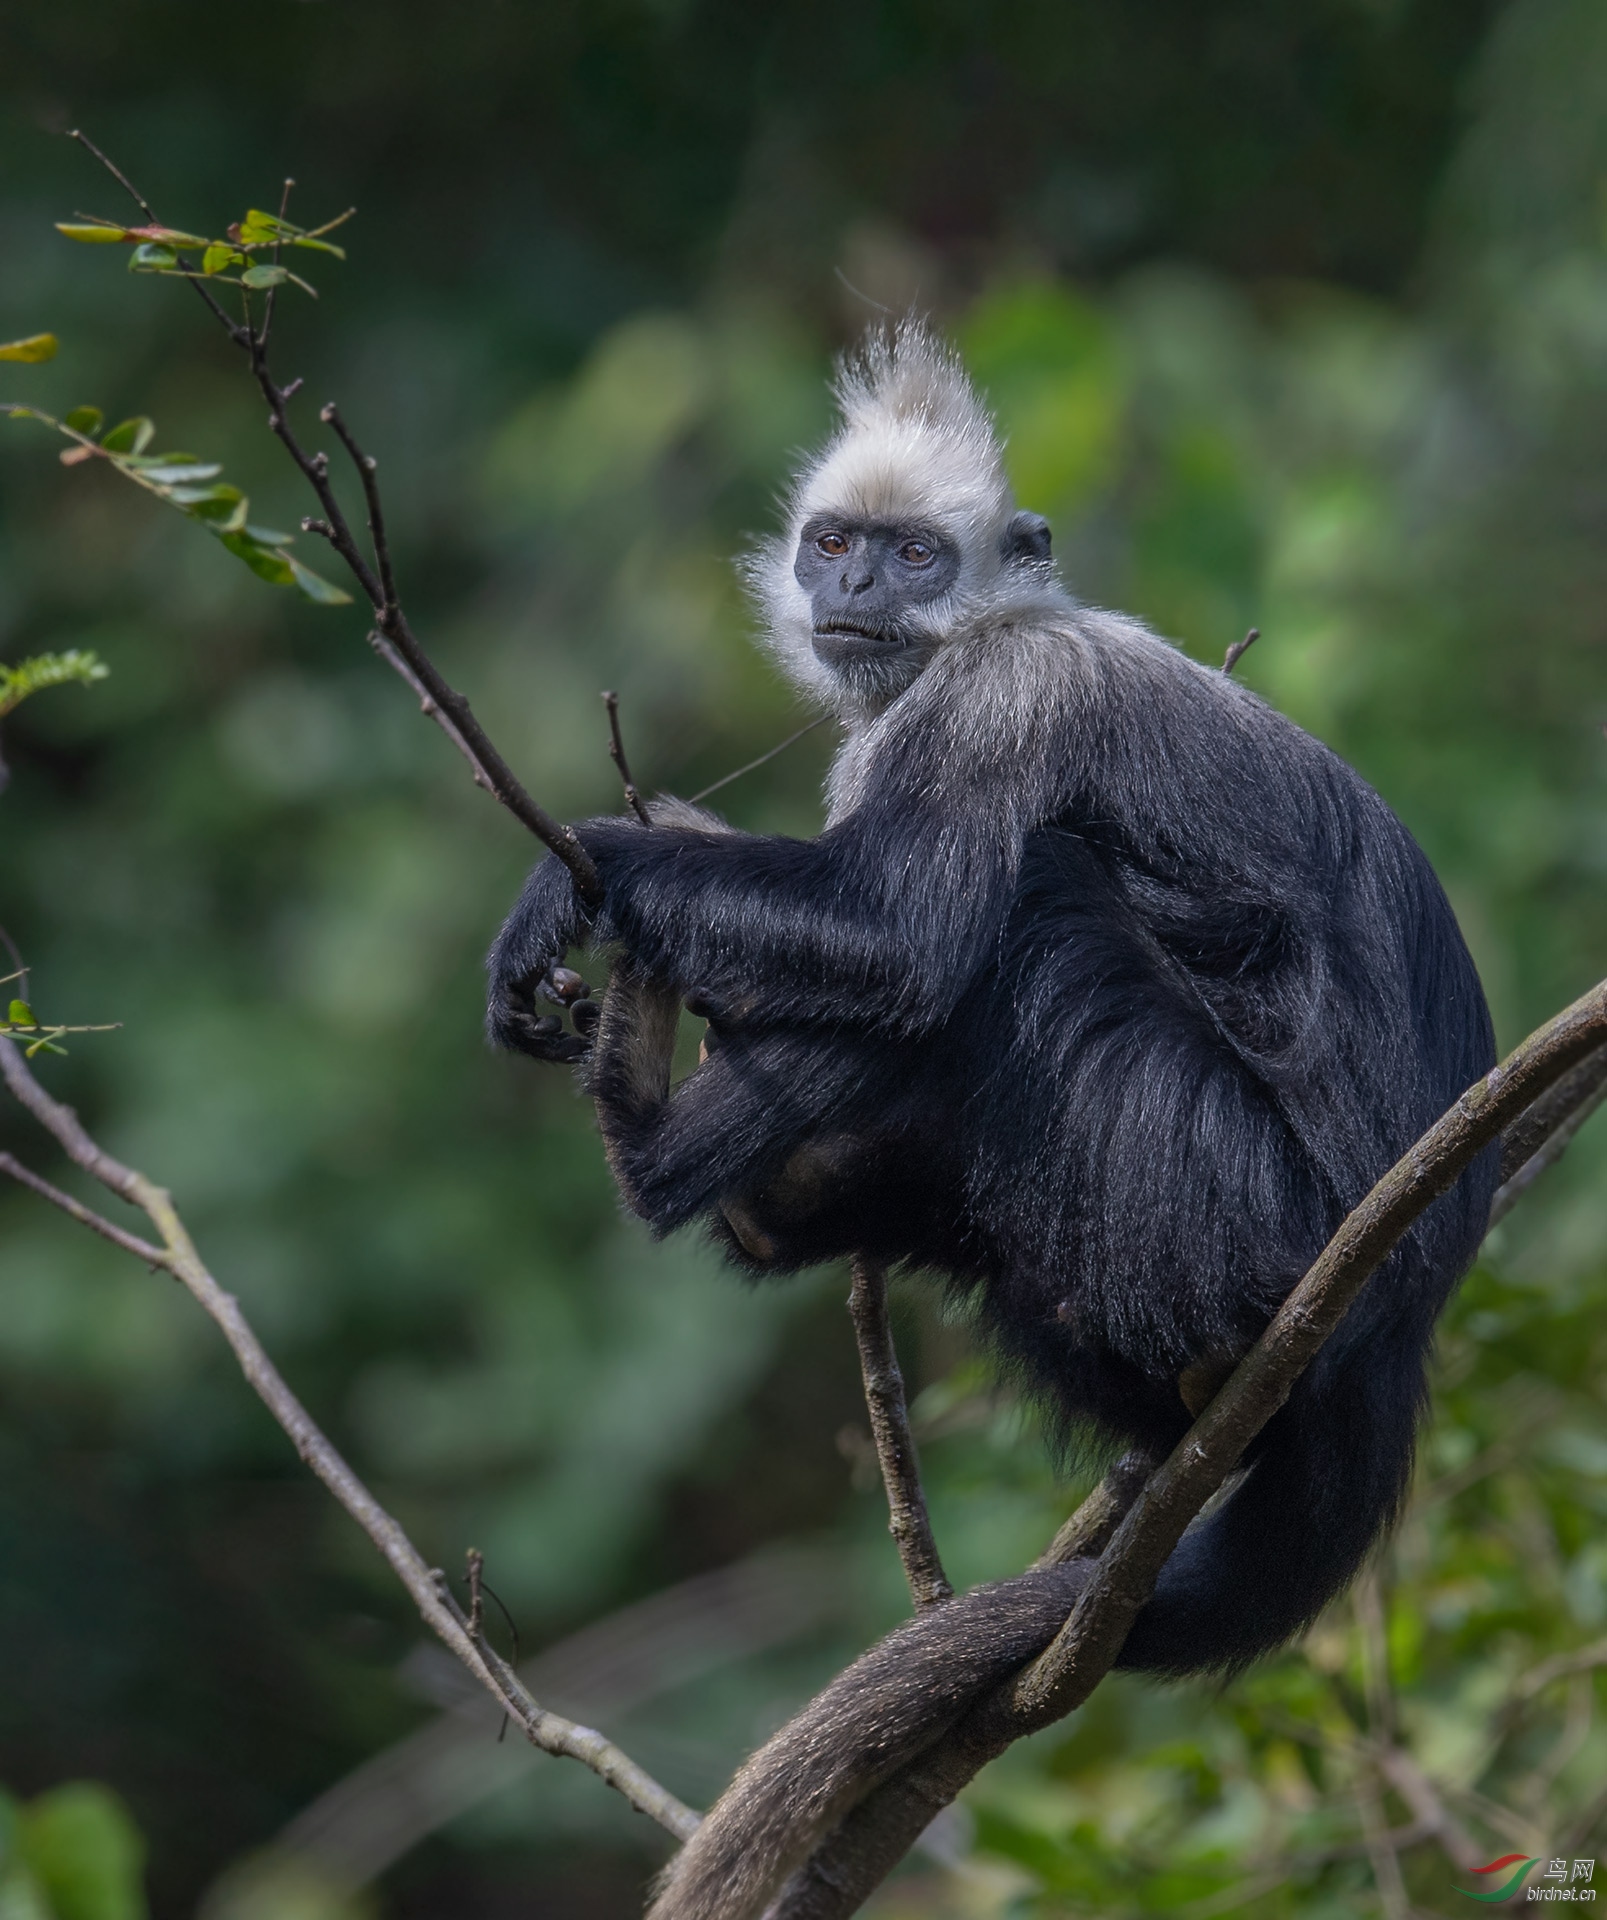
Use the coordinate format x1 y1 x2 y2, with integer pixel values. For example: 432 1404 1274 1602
847 1258 952 1610
764 975 1607 1919
0 1036 695 1841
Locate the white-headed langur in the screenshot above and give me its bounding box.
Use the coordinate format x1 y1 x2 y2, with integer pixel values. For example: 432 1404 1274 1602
487 322 1496 1917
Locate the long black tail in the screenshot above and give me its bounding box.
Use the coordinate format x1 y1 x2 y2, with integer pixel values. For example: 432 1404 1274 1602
1116 1313 1432 1675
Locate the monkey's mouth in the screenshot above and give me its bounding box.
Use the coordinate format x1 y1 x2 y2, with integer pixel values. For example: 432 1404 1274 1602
812 620 908 652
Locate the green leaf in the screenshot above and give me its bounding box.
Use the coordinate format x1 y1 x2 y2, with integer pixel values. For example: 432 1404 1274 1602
141 463 224 489
55 222 130 243
0 649 110 719
0 334 58 364
219 529 298 587
127 244 178 274
201 242 243 276
290 235 347 259
237 209 300 244
7 1000 36 1027
100 418 155 456
179 484 247 529
239 264 289 290
285 554 354 605
242 522 294 547
17 1782 147 1920
63 406 104 436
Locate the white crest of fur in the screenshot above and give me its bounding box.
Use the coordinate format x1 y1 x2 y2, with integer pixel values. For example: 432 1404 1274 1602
744 319 1030 719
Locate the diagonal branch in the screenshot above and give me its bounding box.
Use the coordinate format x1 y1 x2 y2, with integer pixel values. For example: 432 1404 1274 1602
753 975 1607 1920
67 133 601 906
0 1150 166 1263
0 1035 695 1841
1490 1040 1607 1224
847 1257 951 1610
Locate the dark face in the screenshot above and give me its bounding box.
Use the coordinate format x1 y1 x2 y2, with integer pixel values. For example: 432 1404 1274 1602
792 514 960 680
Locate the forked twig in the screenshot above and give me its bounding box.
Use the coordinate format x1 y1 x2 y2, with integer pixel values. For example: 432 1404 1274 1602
0 1036 696 1841
847 1257 952 1610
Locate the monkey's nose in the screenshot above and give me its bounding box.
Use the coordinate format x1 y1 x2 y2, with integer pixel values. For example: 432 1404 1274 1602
842 569 876 594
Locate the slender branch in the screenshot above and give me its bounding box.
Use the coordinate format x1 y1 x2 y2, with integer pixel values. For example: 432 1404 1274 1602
768 974 1607 1919
603 691 653 826
366 630 499 799
0 923 27 1000
67 130 246 345
847 1258 952 1610
1223 626 1260 674
321 401 399 614
0 1151 166 1263
1511 1630 1607 1707
1355 1783 1412 1920
686 715 830 806
1370 1744 1486 1875
0 1035 696 1840
1490 1041 1607 1224
255 175 295 356
66 133 601 906
1036 1447 1159 1568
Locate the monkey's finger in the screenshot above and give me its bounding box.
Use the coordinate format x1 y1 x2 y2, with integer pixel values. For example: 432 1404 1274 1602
500 1007 591 1064
539 965 591 1007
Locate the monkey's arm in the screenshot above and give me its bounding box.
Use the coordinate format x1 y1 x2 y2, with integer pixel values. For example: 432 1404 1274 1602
563 791 1022 1035
485 849 595 1060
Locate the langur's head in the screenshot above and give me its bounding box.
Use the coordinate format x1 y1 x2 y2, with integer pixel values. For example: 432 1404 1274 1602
747 319 1053 717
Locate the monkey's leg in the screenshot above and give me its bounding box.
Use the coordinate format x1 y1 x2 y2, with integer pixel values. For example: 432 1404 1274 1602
586 958 683 1210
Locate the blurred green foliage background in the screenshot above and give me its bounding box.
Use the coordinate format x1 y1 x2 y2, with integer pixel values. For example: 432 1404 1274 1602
2 3 1607 1915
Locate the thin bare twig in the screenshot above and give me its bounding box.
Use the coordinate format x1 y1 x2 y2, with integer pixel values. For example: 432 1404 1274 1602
0 1150 166 1264
1356 1783 1413 1920
686 715 830 806
0 924 27 1000
1223 626 1260 674
603 691 653 826
1490 1042 1607 1224
1036 1448 1159 1568
67 130 246 346
847 1258 952 1610
0 1035 696 1841
466 1547 487 1642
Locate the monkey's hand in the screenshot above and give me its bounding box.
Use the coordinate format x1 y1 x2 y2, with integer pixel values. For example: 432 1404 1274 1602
486 852 597 1063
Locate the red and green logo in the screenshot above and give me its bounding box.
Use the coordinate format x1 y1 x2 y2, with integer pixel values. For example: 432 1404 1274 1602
1459 1856 1539 1901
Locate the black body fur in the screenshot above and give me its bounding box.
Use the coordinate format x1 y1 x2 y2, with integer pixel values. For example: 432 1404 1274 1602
489 597 1497 1678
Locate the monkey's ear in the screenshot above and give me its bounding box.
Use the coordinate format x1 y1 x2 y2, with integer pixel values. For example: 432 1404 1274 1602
1003 510 1052 565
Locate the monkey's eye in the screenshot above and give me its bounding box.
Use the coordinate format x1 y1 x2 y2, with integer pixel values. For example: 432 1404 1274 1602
898 539 935 566
816 531 849 557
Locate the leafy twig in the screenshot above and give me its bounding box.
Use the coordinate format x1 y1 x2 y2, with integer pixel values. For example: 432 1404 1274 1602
62 133 602 904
